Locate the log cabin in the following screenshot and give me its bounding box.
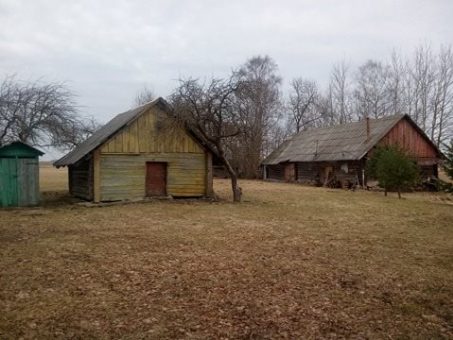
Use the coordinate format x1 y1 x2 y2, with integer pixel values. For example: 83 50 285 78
54 98 214 202
262 114 442 187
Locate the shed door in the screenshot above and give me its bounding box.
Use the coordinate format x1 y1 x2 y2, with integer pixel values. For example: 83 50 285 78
145 162 167 196
17 158 39 206
0 158 18 207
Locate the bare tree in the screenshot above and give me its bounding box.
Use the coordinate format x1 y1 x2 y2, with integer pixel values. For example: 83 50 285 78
430 46 453 145
288 78 319 132
410 45 436 131
0 75 97 149
170 77 244 202
354 60 390 119
330 60 352 124
387 50 407 115
233 55 282 178
134 86 155 106
322 44 453 146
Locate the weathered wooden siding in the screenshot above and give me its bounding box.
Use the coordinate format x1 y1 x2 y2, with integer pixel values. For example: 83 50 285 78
17 158 40 206
100 153 207 201
0 157 40 207
100 106 204 154
68 158 93 200
379 119 438 164
89 105 211 201
0 158 18 206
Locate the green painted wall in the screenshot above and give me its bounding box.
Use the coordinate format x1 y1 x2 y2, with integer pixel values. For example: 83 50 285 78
0 158 19 206
0 142 42 207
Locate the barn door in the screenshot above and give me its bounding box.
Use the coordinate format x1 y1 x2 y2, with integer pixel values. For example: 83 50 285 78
145 162 167 196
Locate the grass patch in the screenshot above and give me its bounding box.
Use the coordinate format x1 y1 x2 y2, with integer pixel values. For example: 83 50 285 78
0 167 452 338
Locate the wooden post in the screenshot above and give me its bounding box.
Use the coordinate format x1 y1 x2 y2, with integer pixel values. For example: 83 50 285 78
362 168 365 189
205 151 213 197
93 149 101 203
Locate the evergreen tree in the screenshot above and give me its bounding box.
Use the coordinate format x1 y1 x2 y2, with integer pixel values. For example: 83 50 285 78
443 139 453 180
368 146 419 198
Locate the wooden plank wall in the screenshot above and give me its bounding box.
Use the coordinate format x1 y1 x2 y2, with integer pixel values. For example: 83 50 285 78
380 119 438 163
100 107 203 154
100 153 206 201
96 106 209 201
17 158 39 206
68 158 93 200
0 158 18 206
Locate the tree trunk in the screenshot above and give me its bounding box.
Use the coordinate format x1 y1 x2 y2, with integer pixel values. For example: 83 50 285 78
230 173 242 202
384 188 388 197
218 147 242 202
397 188 401 199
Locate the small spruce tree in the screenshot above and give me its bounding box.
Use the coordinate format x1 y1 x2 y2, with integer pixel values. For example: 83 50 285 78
443 139 453 180
367 146 419 198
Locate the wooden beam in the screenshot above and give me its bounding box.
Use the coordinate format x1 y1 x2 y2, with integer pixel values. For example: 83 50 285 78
93 149 101 203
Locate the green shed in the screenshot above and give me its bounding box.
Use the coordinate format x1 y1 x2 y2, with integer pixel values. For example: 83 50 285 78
0 141 44 207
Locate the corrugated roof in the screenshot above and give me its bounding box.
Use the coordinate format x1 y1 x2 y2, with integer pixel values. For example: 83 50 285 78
263 115 406 165
54 98 167 167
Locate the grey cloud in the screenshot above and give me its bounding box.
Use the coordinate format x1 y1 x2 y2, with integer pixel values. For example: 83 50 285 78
1 0 452 158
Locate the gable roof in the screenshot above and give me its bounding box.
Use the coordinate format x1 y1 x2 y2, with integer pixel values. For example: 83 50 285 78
0 141 44 157
263 114 440 165
54 97 214 167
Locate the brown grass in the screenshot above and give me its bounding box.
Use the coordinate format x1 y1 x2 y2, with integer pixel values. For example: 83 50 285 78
39 163 68 192
0 166 452 338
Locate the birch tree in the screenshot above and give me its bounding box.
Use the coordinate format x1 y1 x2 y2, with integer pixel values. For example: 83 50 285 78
354 60 390 119
288 78 319 133
330 61 352 124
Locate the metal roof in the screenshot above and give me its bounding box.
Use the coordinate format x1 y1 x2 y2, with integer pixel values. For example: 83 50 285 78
263 115 408 165
54 98 168 167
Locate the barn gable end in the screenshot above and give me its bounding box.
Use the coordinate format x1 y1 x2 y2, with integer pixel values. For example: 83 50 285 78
378 117 439 164
56 98 213 202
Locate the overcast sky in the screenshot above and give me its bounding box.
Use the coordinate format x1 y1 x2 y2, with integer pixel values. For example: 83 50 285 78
1 0 452 159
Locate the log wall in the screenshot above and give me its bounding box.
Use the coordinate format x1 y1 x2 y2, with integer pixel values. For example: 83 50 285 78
296 161 364 186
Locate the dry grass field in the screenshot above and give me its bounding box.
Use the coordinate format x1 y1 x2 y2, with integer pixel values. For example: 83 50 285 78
0 165 452 339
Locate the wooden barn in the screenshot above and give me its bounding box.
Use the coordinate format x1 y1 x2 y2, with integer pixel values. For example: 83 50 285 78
0 141 44 207
54 98 214 202
262 115 442 187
